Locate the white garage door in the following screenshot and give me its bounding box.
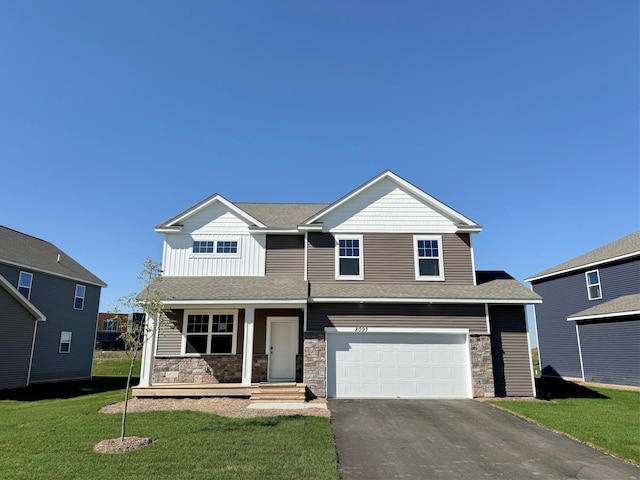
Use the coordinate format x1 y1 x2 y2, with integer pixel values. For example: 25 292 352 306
327 331 471 399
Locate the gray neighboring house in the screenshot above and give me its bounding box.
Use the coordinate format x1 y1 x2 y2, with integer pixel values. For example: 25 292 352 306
0 226 107 390
137 170 541 400
526 231 640 387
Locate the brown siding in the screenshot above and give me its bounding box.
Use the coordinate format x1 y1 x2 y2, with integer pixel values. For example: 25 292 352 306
489 305 534 397
265 235 305 278
307 232 474 285
254 309 304 354
308 303 487 333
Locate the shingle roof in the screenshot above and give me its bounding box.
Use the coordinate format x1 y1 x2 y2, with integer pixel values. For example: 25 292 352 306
310 271 540 303
0 226 106 287
526 231 640 282
145 276 309 302
567 294 640 320
236 203 327 229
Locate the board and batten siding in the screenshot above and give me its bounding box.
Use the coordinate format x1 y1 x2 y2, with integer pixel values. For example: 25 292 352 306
489 305 534 397
577 318 640 387
265 235 304 278
307 232 474 284
161 202 266 276
308 303 487 333
320 177 458 233
0 285 36 389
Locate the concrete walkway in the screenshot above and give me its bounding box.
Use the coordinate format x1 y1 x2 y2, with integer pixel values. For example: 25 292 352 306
330 399 639 480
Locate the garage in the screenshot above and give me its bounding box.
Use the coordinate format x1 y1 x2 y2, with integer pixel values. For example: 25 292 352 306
326 328 472 399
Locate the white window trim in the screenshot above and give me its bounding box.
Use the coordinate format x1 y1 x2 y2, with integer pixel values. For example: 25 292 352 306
180 309 238 355
73 284 86 310
59 331 72 354
585 269 602 300
414 235 445 281
335 234 364 281
18 271 33 299
190 238 241 259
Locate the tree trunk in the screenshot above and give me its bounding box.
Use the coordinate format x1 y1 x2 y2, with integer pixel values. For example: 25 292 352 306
120 346 139 442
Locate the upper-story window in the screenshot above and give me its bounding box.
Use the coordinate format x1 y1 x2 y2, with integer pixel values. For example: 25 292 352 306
414 235 445 281
18 271 33 299
585 269 602 300
74 284 86 310
102 320 118 331
183 311 237 355
335 235 364 280
192 240 239 256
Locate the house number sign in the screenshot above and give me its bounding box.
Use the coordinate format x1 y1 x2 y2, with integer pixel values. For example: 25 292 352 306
354 326 368 333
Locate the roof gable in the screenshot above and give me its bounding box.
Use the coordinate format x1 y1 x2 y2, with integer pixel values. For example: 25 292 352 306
527 231 640 282
0 273 46 321
302 170 481 233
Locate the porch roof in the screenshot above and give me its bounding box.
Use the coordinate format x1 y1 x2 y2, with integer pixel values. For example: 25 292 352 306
567 293 640 321
148 276 309 302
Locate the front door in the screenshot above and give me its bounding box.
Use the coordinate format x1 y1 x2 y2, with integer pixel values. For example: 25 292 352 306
266 317 298 382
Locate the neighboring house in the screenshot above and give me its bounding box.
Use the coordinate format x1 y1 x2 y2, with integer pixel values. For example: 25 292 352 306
526 231 640 387
0 226 106 390
96 313 144 350
137 171 541 399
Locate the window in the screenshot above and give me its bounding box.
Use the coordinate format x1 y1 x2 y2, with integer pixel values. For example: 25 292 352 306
192 240 239 255
335 235 364 280
74 284 86 310
59 331 72 353
414 235 445 281
183 311 237 355
585 270 602 300
102 320 118 331
18 271 33 299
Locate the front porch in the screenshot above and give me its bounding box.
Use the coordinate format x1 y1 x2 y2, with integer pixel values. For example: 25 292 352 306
132 381 307 402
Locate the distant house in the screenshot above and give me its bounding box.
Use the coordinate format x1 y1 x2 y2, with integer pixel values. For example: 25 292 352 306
526 231 640 387
96 312 144 351
0 226 106 390
136 170 541 400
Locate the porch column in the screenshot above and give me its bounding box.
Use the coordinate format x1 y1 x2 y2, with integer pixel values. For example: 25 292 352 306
241 307 255 386
138 312 158 387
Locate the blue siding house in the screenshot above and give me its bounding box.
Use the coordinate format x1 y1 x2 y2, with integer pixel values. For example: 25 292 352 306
0 226 107 389
526 231 640 387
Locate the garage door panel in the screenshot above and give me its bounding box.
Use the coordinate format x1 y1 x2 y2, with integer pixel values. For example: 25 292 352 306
327 332 471 399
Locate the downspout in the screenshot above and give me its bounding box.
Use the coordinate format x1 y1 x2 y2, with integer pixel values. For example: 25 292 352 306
26 319 44 386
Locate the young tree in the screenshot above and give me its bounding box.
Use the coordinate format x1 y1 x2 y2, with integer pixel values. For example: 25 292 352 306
109 257 165 443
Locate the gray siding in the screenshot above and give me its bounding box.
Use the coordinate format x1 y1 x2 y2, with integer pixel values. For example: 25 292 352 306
0 263 99 384
490 305 534 397
0 286 36 389
532 258 640 380
578 318 640 387
308 303 487 333
307 232 474 285
265 235 304 278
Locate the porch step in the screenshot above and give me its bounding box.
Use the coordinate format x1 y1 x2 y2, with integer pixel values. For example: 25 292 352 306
250 383 306 403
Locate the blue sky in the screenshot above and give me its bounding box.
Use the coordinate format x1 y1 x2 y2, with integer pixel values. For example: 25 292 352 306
1 1 638 334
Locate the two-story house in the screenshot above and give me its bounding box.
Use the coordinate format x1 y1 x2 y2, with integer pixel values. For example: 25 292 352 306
526 231 640 387
96 312 145 350
136 171 541 400
0 226 106 390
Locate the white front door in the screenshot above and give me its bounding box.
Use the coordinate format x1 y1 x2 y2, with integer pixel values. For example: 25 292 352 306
266 317 298 382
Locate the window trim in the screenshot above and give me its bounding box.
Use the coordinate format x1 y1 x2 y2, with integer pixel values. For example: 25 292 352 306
18 271 33 299
191 238 241 258
59 331 72 353
413 235 445 281
181 309 238 355
102 320 118 331
74 284 86 310
335 234 364 281
585 269 602 300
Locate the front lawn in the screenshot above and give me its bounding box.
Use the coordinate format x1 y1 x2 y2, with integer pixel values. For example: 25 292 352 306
0 381 338 480
490 381 640 465
92 350 141 377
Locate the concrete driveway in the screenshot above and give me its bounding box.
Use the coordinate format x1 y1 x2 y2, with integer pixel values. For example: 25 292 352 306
329 399 639 480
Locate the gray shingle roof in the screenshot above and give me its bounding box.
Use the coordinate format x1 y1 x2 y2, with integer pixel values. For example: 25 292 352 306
527 231 640 282
146 276 309 301
0 226 106 287
236 203 327 229
568 294 640 320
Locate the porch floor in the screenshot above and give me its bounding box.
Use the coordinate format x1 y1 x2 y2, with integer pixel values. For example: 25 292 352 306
132 382 307 401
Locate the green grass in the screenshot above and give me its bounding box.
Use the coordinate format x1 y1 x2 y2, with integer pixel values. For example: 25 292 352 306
93 350 142 377
531 348 540 378
491 382 640 465
0 379 338 480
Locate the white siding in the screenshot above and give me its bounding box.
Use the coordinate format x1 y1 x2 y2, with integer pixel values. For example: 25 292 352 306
161 202 266 276
322 178 457 233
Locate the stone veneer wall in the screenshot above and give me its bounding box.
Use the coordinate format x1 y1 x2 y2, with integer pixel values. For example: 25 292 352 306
303 332 326 398
470 334 495 398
